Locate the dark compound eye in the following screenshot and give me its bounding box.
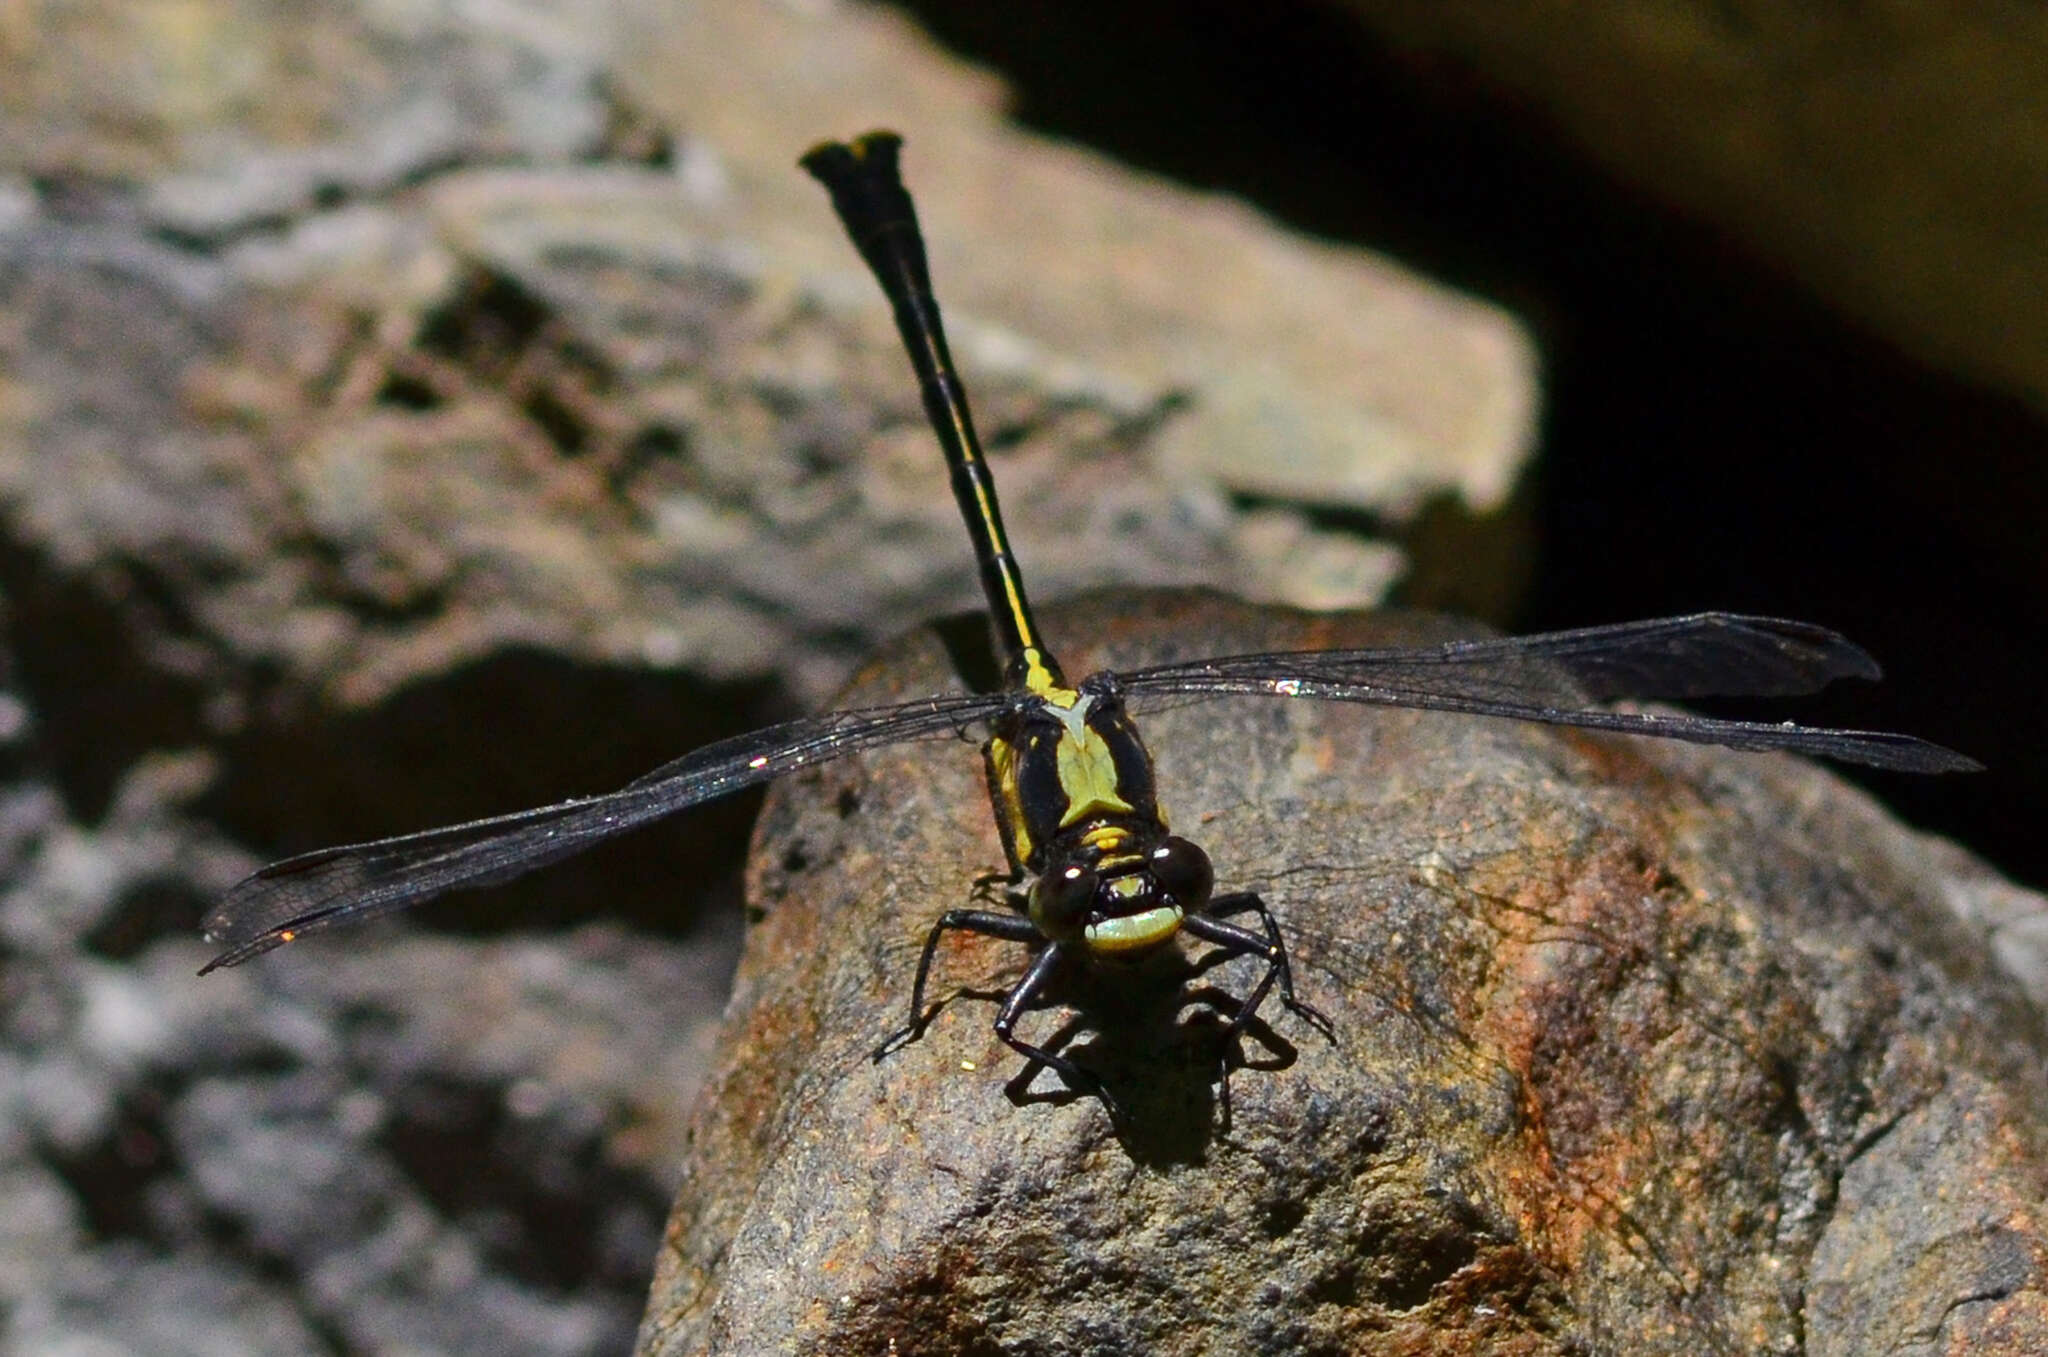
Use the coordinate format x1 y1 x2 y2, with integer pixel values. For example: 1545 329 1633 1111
1029 862 1098 940
1149 836 1213 909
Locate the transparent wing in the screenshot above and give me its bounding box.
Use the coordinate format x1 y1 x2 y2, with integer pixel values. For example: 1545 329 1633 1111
201 689 1011 971
1114 612 1978 774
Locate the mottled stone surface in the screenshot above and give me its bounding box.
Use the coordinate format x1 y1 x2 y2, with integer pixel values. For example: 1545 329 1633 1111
0 0 1532 715
641 592 2047 1356
0 755 736 1357
0 3 1538 1353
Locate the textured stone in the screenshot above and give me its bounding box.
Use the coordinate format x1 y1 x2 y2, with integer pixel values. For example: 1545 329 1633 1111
0 0 1531 715
641 591 2048 1356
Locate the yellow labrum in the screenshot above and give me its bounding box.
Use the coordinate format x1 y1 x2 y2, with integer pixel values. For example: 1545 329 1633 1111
1084 905 1184 953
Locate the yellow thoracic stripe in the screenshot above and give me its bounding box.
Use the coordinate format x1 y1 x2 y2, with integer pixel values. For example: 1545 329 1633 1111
985 734 1033 866
1049 694 1134 828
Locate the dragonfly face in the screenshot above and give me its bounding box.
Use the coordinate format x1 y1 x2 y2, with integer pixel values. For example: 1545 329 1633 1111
1025 828 1217 958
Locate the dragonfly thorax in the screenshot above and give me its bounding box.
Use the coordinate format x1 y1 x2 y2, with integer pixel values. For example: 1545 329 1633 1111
982 674 1164 875
981 672 1207 959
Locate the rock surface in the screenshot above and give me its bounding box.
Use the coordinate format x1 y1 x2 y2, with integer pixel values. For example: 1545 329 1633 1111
0 0 1533 715
0 2 1539 1354
641 592 2048 1356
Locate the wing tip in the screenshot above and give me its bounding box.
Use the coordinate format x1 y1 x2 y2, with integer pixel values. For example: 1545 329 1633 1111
1835 733 1982 774
1916 747 1984 775
195 919 300 975
1715 612 1883 682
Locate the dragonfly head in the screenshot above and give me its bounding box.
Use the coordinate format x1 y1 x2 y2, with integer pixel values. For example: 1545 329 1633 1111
1028 834 1214 959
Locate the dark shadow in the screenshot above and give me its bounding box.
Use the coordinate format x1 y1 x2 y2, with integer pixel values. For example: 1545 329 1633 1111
41 1083 181 1246
970 950 1316 1165
929 607 1008 695
374 1068 668 1298
85 874 212 960
199 649 788 941
0 536 210 823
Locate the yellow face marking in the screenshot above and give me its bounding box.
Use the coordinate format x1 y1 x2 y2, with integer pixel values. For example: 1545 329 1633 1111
1085 905 1184 954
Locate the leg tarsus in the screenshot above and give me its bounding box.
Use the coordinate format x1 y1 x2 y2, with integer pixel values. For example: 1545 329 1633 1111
993 944 1127 1127
873 908 1041 1062
1185 894 1338 1060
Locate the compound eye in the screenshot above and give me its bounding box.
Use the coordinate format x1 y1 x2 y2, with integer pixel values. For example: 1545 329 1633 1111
1029 863 1097 939
1150 837 1213 909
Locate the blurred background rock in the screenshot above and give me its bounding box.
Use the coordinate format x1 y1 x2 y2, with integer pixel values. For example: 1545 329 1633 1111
0 1 2039 1353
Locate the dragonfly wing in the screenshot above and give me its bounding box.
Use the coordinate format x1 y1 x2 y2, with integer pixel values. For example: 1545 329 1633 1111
1115 613 1977 774
202 690 1009 971
1400 613 1885 700
1124 613 1885 703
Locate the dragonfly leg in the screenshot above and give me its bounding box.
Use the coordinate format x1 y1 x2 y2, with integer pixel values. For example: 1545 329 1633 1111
993 943 1127 1127
874 908 1041 1061
968 866 1021 908
1186 895 1336 1043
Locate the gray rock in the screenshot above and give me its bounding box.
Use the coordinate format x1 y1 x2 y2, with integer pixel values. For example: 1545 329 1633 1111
0 0 1533 716
640 592 2047 1356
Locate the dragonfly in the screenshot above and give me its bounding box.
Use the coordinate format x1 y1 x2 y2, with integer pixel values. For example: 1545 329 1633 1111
202 131 1977 1118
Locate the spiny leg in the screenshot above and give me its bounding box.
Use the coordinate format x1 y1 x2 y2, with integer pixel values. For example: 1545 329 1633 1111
994 943 1128 1127
875 909 1123 1123
1187 893 1336 1042
968 867 1020 908
874 908 1041 1060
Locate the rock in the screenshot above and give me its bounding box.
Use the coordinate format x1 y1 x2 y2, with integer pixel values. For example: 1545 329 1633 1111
0 726 729 1355
640 591 2048 1356
6 3 2029 1354
0 0 1533 716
